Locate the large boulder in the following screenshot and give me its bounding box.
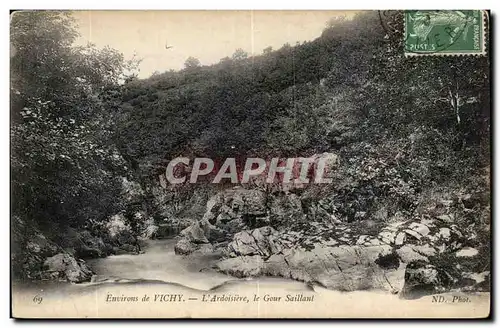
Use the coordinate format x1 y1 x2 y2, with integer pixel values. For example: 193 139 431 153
174 238 199 255
216 243 402 292
174 237 216 256
217 225 403 292
262 244 401 291
396 245 431 263
214 213 246 234
175 220 219 255
178 219 226 244
42 253 93 283
179 221 209 244
199 220 226 243
226 226 282 258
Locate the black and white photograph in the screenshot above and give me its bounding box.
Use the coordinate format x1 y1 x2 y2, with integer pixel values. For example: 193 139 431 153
9 9 491 318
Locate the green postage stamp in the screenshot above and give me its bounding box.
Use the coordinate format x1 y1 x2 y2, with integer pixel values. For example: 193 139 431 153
405 10 486 56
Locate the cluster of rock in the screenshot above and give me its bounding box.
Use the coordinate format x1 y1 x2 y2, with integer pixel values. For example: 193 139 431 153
41 253 94 283
216 217 488 297
11 225 94 283
174 187 489 298
375 215 489 298
174 186 304 256
12 212 148 283
215 225 400 292
173 152 340 255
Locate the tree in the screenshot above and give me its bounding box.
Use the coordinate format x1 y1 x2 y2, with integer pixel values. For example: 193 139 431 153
184 56 201 69
325 15 347 29
263 46 273 55
10 11 129 237
232 48 248 60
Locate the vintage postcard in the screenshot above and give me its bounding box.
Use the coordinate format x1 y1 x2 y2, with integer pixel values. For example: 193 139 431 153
10 10 491 319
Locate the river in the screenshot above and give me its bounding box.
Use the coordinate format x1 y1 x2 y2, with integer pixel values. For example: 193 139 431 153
11 238 490 318
87 239 235 290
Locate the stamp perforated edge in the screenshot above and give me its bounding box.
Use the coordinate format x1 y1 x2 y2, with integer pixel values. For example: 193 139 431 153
404 10 488 57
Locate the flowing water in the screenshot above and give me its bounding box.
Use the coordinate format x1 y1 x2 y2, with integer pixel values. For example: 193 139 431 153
86 239 234 290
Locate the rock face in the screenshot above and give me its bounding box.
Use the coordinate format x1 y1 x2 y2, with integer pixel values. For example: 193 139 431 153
215 255 264 278
216 226 402 292
180 221 210 244
174 219 226 255
226 226 282 258
173 184 489 298
25 233 61 257
174 219 222 255
264 244 400 291
203 188 269 229
212 212 488 297
42 253 93 283
174 186 307 255
175 187 271 255
68 229 111 259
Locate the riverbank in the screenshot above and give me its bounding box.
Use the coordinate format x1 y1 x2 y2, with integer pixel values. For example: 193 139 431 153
12 238 490 318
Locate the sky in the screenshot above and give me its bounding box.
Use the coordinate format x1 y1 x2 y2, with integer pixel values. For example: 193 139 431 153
73 10 358 78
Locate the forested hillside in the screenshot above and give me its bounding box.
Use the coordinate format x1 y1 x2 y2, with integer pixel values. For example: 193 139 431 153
116 14 383 168
116 11 489 228
11 11 490 296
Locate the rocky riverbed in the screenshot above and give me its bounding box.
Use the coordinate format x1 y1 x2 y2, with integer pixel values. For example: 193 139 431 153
174 187 490 299
12 238 490 318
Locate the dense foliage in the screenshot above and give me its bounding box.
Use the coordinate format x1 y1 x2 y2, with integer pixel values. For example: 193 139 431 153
116 11 489 224
11 12 132 239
